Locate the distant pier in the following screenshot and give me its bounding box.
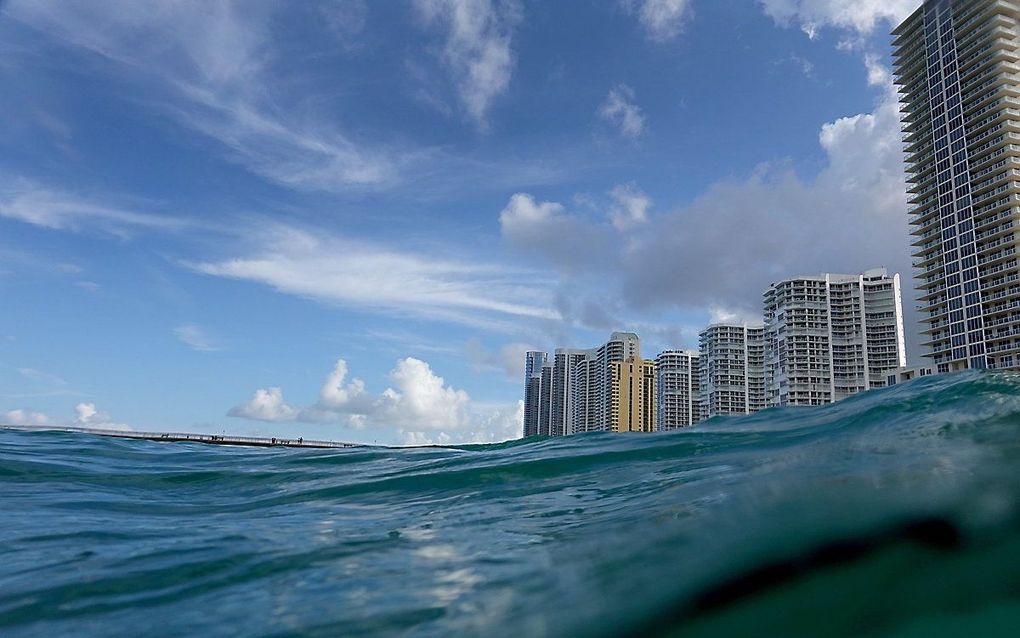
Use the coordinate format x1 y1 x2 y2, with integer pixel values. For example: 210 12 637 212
0 425 360 449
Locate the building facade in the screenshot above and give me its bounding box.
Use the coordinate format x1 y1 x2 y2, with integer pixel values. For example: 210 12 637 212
523 332 642 438
523 351 546 437
763 269 907 406
698 323 766 418
894 0 1020 371
549 348 589 436
571 332 642 433
655 350 701 429
610 357 657 432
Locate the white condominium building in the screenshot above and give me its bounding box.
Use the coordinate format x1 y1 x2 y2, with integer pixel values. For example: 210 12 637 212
571 332 642 433
549 348 589 436
894 0 1020 371
655 350 701 430
698 324 766 418
523 332 641 438
763 268 907 406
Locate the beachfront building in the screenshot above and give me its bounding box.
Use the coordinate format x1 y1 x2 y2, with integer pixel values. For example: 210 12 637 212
549 348 590 436
698 324 766 418
886 364 936 385
763 269 907 406
609 356 657 432
894 0 1020 371
523 332 642 437
655 350 701 429
523 351 546 437
571 332 642 433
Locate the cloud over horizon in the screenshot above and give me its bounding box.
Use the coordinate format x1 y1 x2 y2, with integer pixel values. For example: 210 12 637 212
229 356 523 444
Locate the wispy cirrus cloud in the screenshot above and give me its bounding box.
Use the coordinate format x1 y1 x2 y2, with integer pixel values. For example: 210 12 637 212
414 0 522 129
0 176 193 237
622 0 693 42
188 223 558 331
4 0 402 193
174 324 221 352
598 84 646 139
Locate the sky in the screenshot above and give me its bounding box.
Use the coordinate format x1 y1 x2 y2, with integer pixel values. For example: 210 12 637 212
0 0 924 445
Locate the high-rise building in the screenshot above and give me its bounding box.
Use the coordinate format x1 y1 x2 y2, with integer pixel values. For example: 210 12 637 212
893 0 1020 372
609 356 657 432
571 332 642 432
763 269 907 406
522 332 641 438
550 348 589 436
523 351 546 437
655 350 701 430
538 361 553 435
698 323 766 418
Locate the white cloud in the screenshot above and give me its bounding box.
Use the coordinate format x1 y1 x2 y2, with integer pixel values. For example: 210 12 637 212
304 357 471 429
598 84 646 138
18 367 67 386
757 0 919 40
415 0 522 128
5 0 399 192
623 0 692 42
4 402 130 430
607 183 651 230
228 387 300 422
174 324 220 352
0 177 191 236
397 399 523 445
502 75 913 337
74 402 132 431
498 193 614 273
190 223 556 330
465 339 536 380
3 408 51 426
229 357 519 442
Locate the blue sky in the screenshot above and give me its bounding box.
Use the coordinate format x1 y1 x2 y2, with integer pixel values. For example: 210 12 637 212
0 0 922 444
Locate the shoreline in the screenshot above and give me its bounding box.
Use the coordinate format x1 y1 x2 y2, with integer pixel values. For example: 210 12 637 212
0 424 360 449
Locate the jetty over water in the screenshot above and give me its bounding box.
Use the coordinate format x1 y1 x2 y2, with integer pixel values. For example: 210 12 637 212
0 424 360 449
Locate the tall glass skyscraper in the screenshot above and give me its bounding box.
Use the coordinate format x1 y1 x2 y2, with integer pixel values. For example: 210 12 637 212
894 0 1020 371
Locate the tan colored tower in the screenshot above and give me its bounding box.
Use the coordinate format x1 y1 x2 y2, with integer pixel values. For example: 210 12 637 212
609 357 656 432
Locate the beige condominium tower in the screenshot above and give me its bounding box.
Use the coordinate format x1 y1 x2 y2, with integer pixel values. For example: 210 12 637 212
609 356 657 432
894 0 1020 371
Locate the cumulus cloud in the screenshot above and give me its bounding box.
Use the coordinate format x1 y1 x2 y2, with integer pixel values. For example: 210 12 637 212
3 409 51 426
229 357 518 442
228 387 300 422
503 69 912 329
623 0 692 42
190 223 556 331
598 84 646 138
397 399 523 445
607 183 651 230
174 324 220 352
4 403 130 430
498 193 614 273
757 0 919 40
415 0 522 128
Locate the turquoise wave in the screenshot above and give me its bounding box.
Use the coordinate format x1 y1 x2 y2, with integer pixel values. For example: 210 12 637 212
1 371 1018 636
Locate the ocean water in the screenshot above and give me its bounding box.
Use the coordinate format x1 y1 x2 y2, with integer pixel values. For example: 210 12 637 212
1 371 1018 637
